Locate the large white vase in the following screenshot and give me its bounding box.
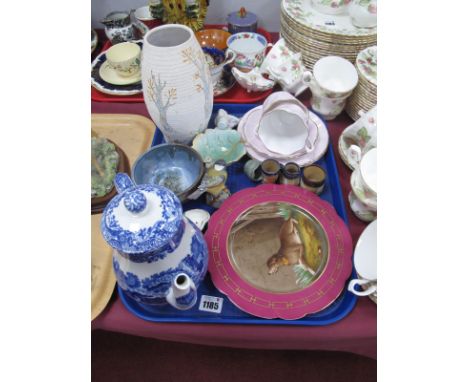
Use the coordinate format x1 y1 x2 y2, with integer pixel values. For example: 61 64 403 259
142 24 213 144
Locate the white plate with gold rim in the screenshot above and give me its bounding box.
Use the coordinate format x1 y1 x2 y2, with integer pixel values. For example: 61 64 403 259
282 0 377 37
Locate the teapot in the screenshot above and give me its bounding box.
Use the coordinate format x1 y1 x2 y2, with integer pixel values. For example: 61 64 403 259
101 10 149 44
100 173 209 310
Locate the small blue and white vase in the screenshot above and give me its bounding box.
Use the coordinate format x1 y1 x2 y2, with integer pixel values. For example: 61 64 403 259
101 173 209 310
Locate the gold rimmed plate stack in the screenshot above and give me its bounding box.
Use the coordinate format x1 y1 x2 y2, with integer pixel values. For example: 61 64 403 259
280 0 376 69
345 46 377 121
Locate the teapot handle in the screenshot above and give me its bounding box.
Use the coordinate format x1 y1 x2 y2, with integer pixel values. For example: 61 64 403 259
166 273 198 310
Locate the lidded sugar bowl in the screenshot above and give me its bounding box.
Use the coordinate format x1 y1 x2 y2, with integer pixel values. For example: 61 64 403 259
101 173 209 310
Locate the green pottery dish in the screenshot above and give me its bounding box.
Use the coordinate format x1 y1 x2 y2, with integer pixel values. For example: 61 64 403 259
192 129 246 166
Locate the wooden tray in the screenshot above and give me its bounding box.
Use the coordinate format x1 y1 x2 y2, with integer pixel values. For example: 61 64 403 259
91 113 156 320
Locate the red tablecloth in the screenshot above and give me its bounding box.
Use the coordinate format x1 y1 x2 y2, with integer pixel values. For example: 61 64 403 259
91 101 376 359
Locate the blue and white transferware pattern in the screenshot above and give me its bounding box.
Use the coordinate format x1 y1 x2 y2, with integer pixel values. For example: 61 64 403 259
101 173 209 309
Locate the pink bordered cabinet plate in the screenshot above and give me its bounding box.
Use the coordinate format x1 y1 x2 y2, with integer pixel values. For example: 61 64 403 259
206 184 353 320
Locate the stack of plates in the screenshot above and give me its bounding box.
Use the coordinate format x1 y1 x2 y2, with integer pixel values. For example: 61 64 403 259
346 46 377 121
280 0 376 69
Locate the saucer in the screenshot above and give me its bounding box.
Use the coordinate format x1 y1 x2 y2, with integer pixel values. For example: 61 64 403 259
99 60 141 85
238 105 328 166
348 191 377 222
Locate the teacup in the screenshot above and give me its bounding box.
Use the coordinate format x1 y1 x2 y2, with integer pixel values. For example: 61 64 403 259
311 0 351 15
106 42 141 77
227 32 272 72
350 148 377 211
258 102 311 156
302 56 358 120
202 47 236 85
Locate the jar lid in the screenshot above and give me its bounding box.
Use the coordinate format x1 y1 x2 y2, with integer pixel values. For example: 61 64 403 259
101 173 183 254
227 7 258 27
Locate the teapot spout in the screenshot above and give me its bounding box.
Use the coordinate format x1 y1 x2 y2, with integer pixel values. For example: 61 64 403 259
165 273 197 310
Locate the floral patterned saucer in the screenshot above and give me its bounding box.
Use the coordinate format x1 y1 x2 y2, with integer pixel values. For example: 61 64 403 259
205 184 353 319
91 41 143 96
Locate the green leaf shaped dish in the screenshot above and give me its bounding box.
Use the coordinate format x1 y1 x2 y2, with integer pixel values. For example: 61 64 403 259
192 129 246 166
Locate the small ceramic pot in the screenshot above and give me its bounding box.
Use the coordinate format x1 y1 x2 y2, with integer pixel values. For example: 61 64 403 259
349 0 377 28
279 162 301 185
261 159 281 184
227 32 272 72
227 7 258 34
301 164 326 194
244 159 262 182
350 148 377 211
311 0 351 15
302 56 358 120
106 42 141 77
202 47 236 85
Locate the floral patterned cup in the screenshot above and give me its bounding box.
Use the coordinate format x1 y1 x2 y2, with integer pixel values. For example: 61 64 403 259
302 56 358 120
227 32 272 72
311 0 351 15
106 42 141 77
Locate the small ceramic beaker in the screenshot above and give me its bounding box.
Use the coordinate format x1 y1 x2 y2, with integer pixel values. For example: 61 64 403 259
227 32 272 72
279 162 301 186
261 159 281 184
227 7 258 34
244 159 262 182
106 42 141 77
302 56 358 120
301 164 326 194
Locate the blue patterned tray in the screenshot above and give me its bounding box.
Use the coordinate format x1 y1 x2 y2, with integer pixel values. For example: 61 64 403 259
119 103 357 326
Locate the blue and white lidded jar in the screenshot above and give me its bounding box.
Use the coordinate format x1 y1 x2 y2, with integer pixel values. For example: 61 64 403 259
101 173 209 310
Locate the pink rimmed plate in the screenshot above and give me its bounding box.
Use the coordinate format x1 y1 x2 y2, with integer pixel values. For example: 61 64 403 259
205 184 353 320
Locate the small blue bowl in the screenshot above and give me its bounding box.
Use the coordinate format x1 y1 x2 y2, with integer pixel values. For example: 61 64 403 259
132 143 205 202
